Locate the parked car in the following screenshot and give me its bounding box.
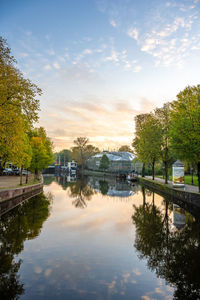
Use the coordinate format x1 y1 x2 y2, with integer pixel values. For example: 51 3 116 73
3 168 13 175
13 168 20 175
21 170 31 175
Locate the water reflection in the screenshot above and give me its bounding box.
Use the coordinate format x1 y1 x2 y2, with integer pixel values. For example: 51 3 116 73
86 176 138 198
132 187 200 299
69 179 95 209
0 193 51 299
2 176 200 299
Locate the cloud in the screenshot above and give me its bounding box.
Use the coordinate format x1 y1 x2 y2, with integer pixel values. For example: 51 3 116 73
44 64 51 70
110 19 117 27
53 62 60 69
83 48 93 55
128 28 139 40
133 65 142 72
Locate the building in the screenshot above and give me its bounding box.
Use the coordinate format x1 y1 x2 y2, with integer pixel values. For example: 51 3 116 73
86 151 134 174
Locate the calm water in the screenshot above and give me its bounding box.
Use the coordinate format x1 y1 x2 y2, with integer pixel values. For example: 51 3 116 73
1 175 200 300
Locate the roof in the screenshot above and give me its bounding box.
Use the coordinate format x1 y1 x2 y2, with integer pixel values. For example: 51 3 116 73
89 151 134 162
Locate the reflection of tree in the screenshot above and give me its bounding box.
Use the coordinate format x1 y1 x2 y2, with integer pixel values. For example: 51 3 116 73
43 175 55 185
55 176 75 190
132 191 200 299
0 193 51 299
69 179 95 208
99 180 109 195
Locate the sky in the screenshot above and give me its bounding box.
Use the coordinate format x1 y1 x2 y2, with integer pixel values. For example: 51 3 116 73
1 0 200 151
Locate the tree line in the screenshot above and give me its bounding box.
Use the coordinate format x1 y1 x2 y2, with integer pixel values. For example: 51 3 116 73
0 37 53 182
54 138 133 171
132 85 200 192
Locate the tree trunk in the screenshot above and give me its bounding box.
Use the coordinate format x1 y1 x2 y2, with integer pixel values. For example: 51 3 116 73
35 169 38 180
191 167 194 185
164 161 168 184
26 170 28 184
197 162 200 193
152 160 155 180
142 163 145 177
20 166 23 186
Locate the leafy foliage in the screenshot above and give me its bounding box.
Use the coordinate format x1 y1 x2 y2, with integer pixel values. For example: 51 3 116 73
99 154 110 170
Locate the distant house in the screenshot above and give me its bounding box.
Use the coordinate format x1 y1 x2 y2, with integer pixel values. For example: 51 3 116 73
86 151 134 173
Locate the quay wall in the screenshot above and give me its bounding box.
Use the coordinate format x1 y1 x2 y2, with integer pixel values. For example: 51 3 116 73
138 177 200 207
0 181 43 203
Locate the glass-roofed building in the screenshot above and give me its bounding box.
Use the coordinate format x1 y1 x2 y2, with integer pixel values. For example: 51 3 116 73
86 151 134 173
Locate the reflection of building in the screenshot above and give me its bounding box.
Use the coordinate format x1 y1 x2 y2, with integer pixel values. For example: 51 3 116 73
67 161 77 175
67 175 77 182
173 204 186 229
87 151 134 173
86 176 136 198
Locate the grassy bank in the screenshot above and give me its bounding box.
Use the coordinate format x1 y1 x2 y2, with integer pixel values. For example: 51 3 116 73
156 175 198 186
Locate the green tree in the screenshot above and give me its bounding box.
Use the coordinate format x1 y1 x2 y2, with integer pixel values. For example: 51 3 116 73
0 37 41 169
99 154 110 171
132 114 151 177
133 114 162 180
29 127 53 178
118 145 133 152
169 85 200 192
155 103 175 184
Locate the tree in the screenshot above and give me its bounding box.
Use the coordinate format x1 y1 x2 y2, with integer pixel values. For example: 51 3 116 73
71 137 99 171
155 103 174 184
55 149 71 165
99 154 110 171
169 85 200 192
118 145 133 152
133 114 162 180
29 127 53 178
72 137 88 171
132 114 151 177
0 37 41 170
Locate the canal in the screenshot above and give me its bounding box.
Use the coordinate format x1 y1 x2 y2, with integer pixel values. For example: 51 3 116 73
1 175 200 299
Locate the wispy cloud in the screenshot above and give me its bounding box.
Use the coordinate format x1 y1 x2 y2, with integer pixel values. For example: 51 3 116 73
128 28 138 40
110 19 117 27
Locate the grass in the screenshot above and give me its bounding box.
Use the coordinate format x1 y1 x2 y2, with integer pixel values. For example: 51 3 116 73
156 175 198 186
16 178 41 187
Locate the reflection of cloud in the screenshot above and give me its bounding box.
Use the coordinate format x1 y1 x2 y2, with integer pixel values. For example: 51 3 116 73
34 266 42 274
132 268 141 276
141 296 154 300
45 268 52 277
108 280 116 289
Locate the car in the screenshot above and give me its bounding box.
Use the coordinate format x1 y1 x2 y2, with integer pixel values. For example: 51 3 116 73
13 168 20 175
21 170 31 175
3 168 13 175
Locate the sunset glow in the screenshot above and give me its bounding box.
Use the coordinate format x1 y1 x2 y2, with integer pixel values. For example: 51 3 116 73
1 0 200 150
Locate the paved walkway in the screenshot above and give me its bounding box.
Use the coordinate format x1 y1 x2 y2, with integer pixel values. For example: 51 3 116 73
0 175 34 189
145 176 199 193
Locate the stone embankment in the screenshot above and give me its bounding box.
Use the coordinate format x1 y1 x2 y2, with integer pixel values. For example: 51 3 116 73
0 178 43 215
138 176 200 207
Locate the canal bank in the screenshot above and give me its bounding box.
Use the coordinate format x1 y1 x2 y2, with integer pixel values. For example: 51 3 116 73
138 176 200 207
0 177 43 215
82 169 117 177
